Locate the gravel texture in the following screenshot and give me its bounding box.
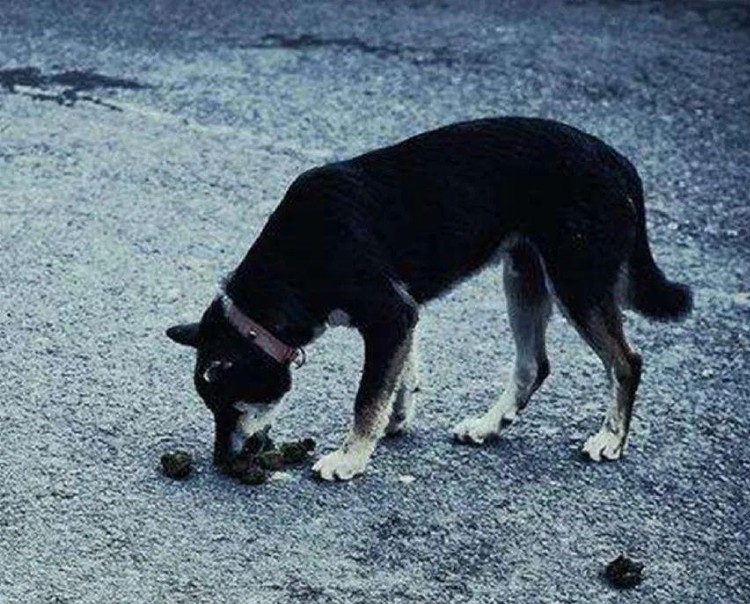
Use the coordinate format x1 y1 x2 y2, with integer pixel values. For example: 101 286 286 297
1 1 748 602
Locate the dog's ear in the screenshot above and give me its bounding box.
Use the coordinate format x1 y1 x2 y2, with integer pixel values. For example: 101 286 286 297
166 323 200 348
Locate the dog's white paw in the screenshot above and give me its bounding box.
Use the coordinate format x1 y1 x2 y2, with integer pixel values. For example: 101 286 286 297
453 409 515 444
453 416 493 444
453 405 518 445
582 429 625 461
313 441 373 481
453 397 519 444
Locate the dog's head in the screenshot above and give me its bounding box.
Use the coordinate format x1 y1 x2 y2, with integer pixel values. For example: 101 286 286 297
166 299 292 466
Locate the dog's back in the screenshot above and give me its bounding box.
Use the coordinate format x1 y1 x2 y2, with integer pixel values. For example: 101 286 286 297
251 117 690 325
348 118 633 302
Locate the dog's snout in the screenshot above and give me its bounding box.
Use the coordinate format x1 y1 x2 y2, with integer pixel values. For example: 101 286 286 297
212 408 241 465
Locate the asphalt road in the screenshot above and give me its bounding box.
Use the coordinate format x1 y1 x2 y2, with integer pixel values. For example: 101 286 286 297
1 1 749 602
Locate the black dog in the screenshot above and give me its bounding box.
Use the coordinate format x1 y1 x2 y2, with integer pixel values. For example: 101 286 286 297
167 117 691 480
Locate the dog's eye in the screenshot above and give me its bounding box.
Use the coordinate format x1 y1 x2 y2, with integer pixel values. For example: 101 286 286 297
202 360 233 383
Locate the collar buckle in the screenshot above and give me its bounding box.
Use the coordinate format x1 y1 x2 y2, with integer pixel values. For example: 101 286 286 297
220 293 306 368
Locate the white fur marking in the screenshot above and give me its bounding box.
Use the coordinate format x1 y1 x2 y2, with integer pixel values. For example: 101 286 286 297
452 389 518 444
327 309 351 327
230 428 247 455
230 400 280 454
584 379 629 461
312 434 375 481
202 360 232 383
583 428 626 461
386 336 420 435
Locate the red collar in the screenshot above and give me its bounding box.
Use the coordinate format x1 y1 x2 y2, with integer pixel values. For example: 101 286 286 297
220 295 305 367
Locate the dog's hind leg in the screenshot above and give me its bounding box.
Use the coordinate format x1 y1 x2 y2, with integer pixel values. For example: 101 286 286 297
453 243 552 444
313 284 418 480
561 294 642 461
385 333 420 436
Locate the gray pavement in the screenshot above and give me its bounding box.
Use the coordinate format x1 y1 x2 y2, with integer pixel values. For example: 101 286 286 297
1 1 749 602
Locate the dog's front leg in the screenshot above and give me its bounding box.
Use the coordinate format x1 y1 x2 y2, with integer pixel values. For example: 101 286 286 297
314 304 417 481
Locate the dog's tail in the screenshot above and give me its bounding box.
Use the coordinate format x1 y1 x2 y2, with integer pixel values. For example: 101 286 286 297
625 177 692 321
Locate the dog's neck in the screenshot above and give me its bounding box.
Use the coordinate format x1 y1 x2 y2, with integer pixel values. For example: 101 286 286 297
221 272 318 349
219 294 303 365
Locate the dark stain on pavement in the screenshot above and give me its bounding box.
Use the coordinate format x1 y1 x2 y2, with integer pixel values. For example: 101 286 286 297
257 33 397 55
47 70 148 91
0 66 149 109
246 33 486 68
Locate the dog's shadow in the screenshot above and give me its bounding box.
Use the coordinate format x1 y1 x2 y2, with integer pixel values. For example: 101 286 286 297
378 421 626 487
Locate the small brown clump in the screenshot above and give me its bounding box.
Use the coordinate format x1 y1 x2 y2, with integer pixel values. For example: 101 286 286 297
223 455 253 479
241 431 275 457
257 450 285 471
238 465 267 485
160 450 192 479
605 554 644 589
221 435 316 486
279 442 311 464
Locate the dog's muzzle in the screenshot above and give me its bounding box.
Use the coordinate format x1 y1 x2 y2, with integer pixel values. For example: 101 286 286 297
213 401 280 464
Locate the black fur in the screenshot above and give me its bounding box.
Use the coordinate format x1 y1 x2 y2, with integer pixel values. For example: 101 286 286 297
625 176 693 320
167 117 691 466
